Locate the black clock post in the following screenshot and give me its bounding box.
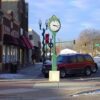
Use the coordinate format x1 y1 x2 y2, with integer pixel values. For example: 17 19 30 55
39 20 48 64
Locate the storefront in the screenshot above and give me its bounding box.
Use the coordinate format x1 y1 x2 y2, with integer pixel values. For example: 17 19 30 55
0 13 33 72
19 35 33 65
2 14 20 72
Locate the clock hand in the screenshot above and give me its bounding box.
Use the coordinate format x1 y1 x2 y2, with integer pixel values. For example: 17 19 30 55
53 25 59 28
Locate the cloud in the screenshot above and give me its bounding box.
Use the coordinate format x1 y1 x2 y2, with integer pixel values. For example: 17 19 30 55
81 22 94 28
70 0 91 10
28 0 66 22
90 8 100 22
28 0 65 10
63 14 78 24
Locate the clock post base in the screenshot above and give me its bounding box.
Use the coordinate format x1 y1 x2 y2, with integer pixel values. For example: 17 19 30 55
49 71 60 82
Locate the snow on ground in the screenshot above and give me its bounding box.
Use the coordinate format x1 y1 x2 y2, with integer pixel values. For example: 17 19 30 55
0 73 29 79
72 89 100 97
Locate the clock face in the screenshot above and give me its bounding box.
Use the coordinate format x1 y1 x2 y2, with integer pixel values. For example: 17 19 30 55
49 20 61 32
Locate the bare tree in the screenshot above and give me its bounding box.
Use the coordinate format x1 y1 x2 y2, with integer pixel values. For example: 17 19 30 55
75 28 100 56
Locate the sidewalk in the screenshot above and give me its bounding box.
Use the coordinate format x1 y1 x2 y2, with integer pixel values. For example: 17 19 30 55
0 63 43 79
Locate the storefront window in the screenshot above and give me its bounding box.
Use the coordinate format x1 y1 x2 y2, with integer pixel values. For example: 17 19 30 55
3 45 18 63
10 46 18 63
6 46 10 63
11 46 14 62
15 48 18 62
3 45 5 63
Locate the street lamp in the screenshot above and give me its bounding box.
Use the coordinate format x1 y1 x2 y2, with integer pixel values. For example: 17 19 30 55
39 20 48 64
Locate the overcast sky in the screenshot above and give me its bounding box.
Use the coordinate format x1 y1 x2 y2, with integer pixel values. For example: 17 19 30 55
26 0 100 41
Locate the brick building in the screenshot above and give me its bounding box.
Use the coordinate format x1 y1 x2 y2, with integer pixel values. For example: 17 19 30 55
0 0 33 72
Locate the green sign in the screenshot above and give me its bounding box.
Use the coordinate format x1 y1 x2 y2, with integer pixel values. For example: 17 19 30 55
95 43 100 47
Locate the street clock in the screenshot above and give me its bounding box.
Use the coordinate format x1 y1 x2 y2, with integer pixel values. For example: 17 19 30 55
48 15 61 32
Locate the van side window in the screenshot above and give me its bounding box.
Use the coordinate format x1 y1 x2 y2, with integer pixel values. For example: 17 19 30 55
57 55 69 63
77 55 84 62
84 55 94 62
69 56 77 63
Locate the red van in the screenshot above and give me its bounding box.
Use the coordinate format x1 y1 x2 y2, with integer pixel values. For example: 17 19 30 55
42 54 98 78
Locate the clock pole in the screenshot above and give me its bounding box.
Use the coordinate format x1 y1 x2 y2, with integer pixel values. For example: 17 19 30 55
52 32 57 71
48 15 61 82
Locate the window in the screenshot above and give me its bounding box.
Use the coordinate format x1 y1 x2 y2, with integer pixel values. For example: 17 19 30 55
57 55 69 63
3 45 6 63
84 55 94 62
11 22 13 29
69 56 77 63
29 35 33 40
20 28 23 35
77 55 84 62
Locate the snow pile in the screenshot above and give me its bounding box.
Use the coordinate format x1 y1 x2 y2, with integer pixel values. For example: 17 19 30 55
72 89 100 97
60 48 77 54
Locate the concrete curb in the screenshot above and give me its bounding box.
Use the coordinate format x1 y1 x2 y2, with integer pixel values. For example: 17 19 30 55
0 77 100 82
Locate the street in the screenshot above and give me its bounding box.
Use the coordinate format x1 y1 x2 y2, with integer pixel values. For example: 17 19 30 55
0 62 100 99
0 78 100 100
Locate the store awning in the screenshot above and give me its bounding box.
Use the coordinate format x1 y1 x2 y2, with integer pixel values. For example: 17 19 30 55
19 37 26 48
21 35 33 49
3 34 19 46
3 34 33 49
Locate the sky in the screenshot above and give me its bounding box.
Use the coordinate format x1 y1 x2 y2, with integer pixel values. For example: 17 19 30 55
26 0 100 42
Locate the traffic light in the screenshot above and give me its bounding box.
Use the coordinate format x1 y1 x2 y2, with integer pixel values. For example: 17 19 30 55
73 40 75 44
45 33 49 44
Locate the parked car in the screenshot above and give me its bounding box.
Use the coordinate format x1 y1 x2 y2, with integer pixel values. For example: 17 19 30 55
42 53 98 78
94 55 100 68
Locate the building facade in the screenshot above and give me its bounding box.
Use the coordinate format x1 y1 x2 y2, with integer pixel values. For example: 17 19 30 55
0 0 33 72
28 29 41 62
2 0 32 63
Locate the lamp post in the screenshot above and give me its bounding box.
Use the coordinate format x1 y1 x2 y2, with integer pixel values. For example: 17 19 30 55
39 20 48 64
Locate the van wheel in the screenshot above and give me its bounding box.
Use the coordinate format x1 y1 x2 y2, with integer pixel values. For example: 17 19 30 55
84 67 91 76
91 66 97 73
60 69 66 78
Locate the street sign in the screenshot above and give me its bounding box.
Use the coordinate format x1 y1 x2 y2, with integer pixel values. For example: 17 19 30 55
95 43 100 47
49 43 53 48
